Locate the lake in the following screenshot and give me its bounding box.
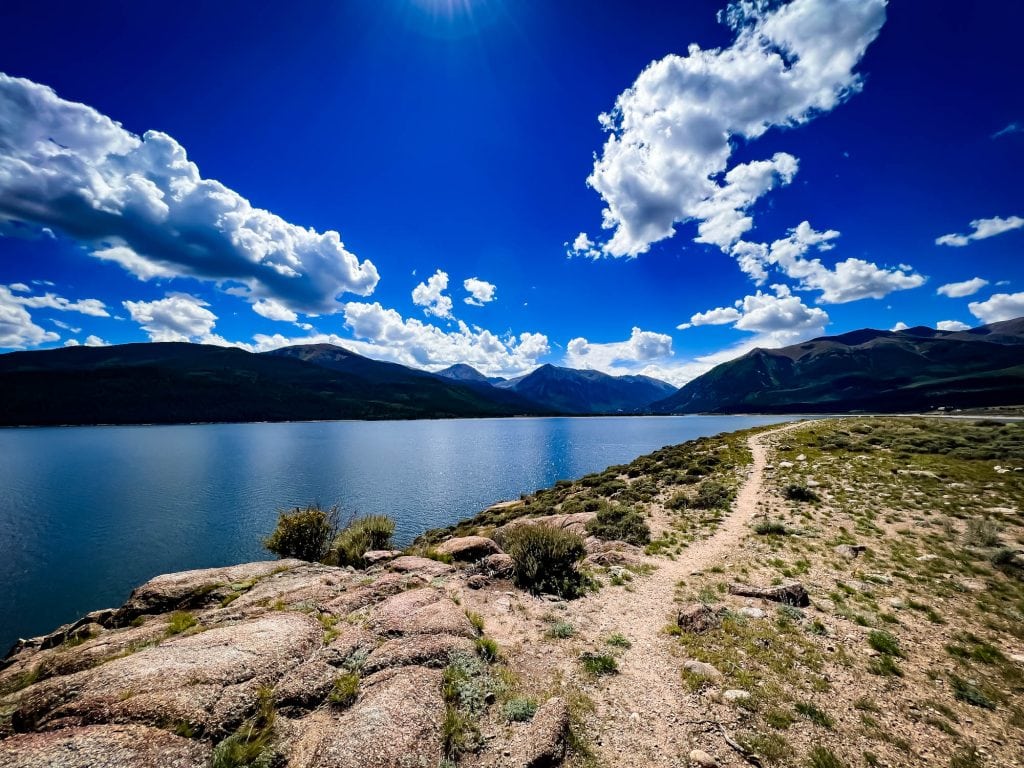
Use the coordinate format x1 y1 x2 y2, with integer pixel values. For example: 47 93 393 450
0 415 800 651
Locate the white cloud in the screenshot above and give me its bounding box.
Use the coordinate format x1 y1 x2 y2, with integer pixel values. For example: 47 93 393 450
735 222 925 303
565 327 674 373
568 232 602 259
63 334 110 348
937 277 989 298
992 122 1022 139
122 294 218 342
252 298 298 323
0 285 60 348
890 321 909 331
463 277 496 307
411 269 453 319
936 216 1024 247
968 292 1024 324
582 0 886 258
63 338 80 347
0 73 379 314
329 301 549 377
685 306 742 328
936 320 970 332
9 289 109 317
684 284 829 341
8 282 29 292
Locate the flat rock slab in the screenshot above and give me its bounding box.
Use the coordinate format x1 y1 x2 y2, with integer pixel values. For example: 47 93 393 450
387 556 456 579
363 634 475 674
500 513 595 536
13 612 322 736
371 589 475 637
0 724 210 768
294 667 444 768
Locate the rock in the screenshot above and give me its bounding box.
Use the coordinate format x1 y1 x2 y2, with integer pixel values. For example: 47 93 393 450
222 564 344 612
682 660 722 680
467 574 490 589
676 603 721 633
371 589 475 637
723 689 751 703
363 550 402 565
0 724 210 768
738 607 766 619
480 553 515 579
689 748 719 767
916 554 938 562
503 696 569 768
274 658 338 712
778 461 794 468
499 512 595 537
320 626 377 667
387 556 455 579
111 559 303 623
728 582 809 607
796 454 807 461
297 667 444 768
13 612 321 737
834 544 866 559
1009 653 1024 665
434 536 502 562
362 635 475 674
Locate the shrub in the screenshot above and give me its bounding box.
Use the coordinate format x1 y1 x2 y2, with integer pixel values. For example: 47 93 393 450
475 636 500 662
502 697 538 722
949 674 995 709
263 504 339 562
585 503 650 546
867 654 903 677
691 481 733 510
784 483 819 502
580 652 618 676
964 518 1001 548
500 524 586 597
867 630 903 658
329 673 360 708
754 519 789 536
795 701 834 728
606 633 631 648
326 514 396 567
546 620 575 639
166 611 198 636
808 747 847 768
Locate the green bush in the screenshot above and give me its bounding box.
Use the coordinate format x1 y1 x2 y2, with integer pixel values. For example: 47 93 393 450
808 747 847 768
166 611 198 636
754 519 789 536
964 518 1001 548
502 697 538 722
691 481 733 510
783 483 819 502
326 514 396 567
580 652 618 676
329 673 360 708
263 504 339 562
867 630 903 658
499 524 586 597
585 502 650 546
546 620 575 639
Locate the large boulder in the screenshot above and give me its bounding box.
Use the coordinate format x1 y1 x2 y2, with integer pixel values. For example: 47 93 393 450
434 536 502 562
371 589 475 638
479 553 515 579
12 612 322 736
0 724 210 768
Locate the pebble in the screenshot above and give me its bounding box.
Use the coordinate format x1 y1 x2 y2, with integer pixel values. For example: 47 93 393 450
723 689 751 703
689 749 719 768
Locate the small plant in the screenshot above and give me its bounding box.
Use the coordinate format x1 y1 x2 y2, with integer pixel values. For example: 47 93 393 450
211 687 278 768
500 524 587 597
784 483 819 502
329 673 359 708
166 611 198 636
475 636 500 662
466 611 485 635
867 654 903 677
326 514 396 567
441 706 477 759
585 502 651 546
692 480 733 510
807 746 847 768
795 701 834 728
754 519 789 536
867 630 903 658
502 697 538 722
949 743 983 768
963 517 1001 548
948 674 995 709
580 652 618 677
546 620 575 639
263 504 339 562
606 633 631 648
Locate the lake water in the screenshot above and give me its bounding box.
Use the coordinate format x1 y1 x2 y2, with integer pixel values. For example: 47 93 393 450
0 415 800 651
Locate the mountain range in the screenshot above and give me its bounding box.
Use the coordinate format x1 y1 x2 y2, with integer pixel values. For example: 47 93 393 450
652 317 1024 414
0 317 1021 426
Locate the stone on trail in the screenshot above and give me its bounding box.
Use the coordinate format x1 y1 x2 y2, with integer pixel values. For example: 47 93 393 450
386 556 456 579
723 689 751 703
682 660 722 680
676 603 722 633
362 549 402 565
480 552 516 579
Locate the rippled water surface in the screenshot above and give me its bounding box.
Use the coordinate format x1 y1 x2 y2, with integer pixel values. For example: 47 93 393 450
0 415 801 650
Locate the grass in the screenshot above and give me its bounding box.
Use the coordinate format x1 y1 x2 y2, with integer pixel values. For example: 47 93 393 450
795 701 834 728
211 687 277 768
499 523 587 597
605 633 631 648
948 674 995 709
579 652 618 677
867 630 903 658
475 636 500 662
166 611 198 636
754 519 789 536
328 673 359 708
807 747 847 768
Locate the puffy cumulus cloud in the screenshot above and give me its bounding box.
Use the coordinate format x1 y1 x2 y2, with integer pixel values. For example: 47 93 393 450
582 0 886 258
936 320 971 332
890 321 909 331
735 222 925 303
9 289 109 317
0 74 378 314
63 334 110 348
252 298 298 323
411 269 453 319
332 301 549 377
122 293 220 343
968 291 1024 324
936 215 1024 247
682 284 829 341
567 232 601 259
463 277 496 307
937 277 989 298
0 285 60 348
565 327 674 373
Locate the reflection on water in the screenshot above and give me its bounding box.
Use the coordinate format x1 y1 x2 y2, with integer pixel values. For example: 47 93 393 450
0 414 799 650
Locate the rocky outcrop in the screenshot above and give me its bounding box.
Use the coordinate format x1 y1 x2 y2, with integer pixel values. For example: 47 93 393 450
0 724 211 768
676 603 723 633
498 512 595 537
434 535 502 561
500 696 570 768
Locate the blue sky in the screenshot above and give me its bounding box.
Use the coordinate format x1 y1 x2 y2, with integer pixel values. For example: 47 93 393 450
0 0 1022 384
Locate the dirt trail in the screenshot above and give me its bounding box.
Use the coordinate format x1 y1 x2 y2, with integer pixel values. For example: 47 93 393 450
564 421 804 768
